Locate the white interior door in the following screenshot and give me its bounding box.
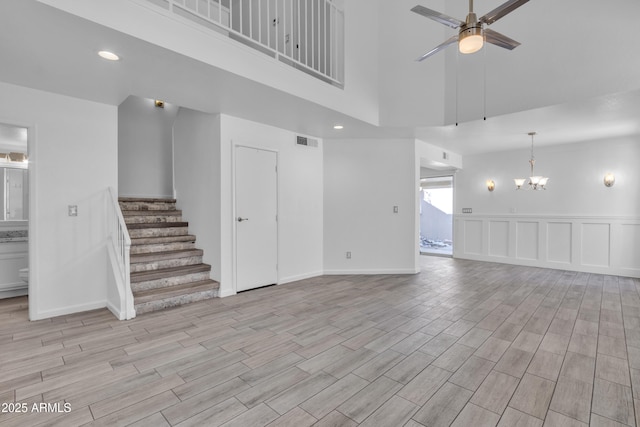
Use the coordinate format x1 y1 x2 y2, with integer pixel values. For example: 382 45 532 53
235 146 278 292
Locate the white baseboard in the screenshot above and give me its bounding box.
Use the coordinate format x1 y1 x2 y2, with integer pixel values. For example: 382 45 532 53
30 300 108 321
106 300 126 320
218 288 236 298
323 268 419 275
279 271 324 284
0 287 28 299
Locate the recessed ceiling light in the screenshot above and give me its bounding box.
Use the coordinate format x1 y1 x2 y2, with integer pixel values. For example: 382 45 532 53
333 125 344 130
98 50 120 61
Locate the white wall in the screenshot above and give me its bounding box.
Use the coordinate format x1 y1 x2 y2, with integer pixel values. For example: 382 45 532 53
416 138 463 170
173 108 221 282
219 115 324 296
0 81 117 320
324 138 418 274
378 0 446 127
41 0 381 126
454 136 640 277
118 96 178 198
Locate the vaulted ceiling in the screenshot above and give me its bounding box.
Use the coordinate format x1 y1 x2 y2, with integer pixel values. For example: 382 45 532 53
0 0 639 155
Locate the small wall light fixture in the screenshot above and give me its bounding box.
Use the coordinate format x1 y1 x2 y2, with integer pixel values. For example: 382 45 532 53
486 180 495 192
154 100 165 108
333 124 344 130
604 173 615 187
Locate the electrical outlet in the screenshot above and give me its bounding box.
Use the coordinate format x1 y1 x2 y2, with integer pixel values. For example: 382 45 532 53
393 206 399 213
68 205 78 216
346 251 351 259
462 208 472 214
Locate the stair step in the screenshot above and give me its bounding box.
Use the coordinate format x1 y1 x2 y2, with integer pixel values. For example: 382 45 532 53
131 235 196 246
119 198 177 211
130 235 197 253
119 197 177 203
132 269 211 292
133 280 219 315
127 223 189 239
126 222 188 229
131 249 202 273
131 249 203 264
123 210 183 224
130 241 196 255
131 264 212 283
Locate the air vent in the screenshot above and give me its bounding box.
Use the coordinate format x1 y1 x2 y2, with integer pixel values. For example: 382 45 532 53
296 136 318 148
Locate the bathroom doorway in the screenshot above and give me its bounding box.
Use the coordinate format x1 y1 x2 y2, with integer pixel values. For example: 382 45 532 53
0 123 29 299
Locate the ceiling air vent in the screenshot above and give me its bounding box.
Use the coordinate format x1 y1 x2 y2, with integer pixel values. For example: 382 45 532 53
296 136 318 148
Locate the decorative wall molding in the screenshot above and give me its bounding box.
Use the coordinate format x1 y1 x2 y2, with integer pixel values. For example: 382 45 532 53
454 214 640 278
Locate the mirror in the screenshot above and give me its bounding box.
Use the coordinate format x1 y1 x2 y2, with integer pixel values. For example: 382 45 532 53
0 123 28 221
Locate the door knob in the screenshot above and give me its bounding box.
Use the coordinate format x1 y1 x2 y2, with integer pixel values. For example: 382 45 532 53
237 217 249 222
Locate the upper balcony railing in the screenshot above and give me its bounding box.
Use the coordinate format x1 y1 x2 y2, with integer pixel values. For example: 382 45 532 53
146 0 344 86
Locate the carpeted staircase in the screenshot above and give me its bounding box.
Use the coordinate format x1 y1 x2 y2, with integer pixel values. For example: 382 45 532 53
119 197 219 315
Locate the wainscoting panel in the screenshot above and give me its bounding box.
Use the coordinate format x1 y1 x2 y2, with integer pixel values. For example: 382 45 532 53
516 221 539 260
464 220 483 255
618 224 640 271
547 222 572 265
454 215 640 278
488 221 509 257
581 223 610 268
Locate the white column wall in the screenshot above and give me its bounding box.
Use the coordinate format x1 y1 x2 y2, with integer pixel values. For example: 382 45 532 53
323 138 419 274
219 115 324 296
0 81 117 320
173 108 221 282
454 136 640 277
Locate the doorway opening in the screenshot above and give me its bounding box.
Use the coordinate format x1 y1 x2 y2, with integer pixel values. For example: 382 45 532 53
0 123 29 300
420 176 453 256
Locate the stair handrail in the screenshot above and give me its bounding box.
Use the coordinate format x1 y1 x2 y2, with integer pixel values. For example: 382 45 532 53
107 187 136 320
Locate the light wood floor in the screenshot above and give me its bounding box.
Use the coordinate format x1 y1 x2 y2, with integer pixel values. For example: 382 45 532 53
1 257 640 426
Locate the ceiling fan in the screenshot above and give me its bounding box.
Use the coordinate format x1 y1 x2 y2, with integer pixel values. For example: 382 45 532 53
411 0 530 61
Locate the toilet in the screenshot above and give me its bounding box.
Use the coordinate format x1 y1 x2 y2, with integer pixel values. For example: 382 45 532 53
19 267 29 283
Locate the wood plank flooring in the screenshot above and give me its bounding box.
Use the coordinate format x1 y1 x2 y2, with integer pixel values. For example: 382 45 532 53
1 257 640 426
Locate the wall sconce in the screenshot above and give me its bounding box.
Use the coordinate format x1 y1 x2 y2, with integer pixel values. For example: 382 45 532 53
604 173 615 187
486 180 495 192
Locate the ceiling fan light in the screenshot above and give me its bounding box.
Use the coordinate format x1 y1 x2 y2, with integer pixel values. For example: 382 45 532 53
458 28 484 54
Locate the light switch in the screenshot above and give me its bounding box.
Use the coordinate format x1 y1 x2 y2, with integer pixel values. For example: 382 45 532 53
68 205 78 216
393 206 399 213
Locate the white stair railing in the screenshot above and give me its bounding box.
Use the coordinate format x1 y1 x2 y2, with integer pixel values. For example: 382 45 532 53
107 187 135 320
144 0 344 86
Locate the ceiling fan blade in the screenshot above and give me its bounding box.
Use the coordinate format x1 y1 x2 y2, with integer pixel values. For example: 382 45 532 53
479 0 530 25
415 35 459 61
411 5 463 29
484 28 521 50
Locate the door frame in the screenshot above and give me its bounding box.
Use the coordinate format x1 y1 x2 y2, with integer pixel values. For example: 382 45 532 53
419 173 455 258
0 119 35 317
231 143 279 294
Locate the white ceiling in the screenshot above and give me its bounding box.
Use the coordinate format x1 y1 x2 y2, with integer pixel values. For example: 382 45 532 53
0 0 639 156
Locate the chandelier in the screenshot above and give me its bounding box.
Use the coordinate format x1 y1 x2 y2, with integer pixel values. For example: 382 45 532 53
514 132 549 190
